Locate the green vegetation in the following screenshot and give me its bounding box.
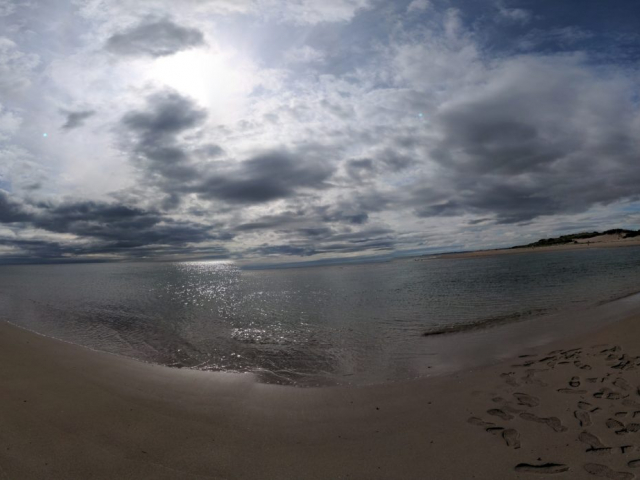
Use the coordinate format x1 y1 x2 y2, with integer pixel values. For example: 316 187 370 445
512 229 640 249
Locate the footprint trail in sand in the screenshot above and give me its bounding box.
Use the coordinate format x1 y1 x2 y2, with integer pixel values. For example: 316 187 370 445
468 344 640 477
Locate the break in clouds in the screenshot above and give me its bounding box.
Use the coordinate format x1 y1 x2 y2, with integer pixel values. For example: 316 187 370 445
0 0 639 264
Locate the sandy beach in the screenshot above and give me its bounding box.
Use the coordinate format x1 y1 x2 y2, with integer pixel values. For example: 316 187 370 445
432 234 640 260
4 303 640 479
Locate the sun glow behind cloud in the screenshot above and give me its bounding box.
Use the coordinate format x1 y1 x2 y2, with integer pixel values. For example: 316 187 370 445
146 48 258 119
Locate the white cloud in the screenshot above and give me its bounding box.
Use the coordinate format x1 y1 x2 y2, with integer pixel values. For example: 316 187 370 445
284 45 326 64
0 102 21 141
0 0 16 17
407 0 430 13
259 0 371 24
0 37 39 91
497 5 531 24
74 0 253 20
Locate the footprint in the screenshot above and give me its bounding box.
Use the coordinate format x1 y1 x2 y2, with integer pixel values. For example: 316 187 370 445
520 413 567 432
588 447 614 455
579 401 594 410
488 409 513 421
561 348 582 357
559 388 588 395
539 355 559 363
501 372 520 387
503 429 521 449
579 431 607 449
570 376 581 387
600 346 622 355
594 388 626 400
522 370 548 387
575 362 593 370
486 427 505 435
614 378 632 391
612 360 633 371
515 463 569 474
594 388 613 399
575 410 592 427
468 417 495 427
583 463 634 479
490 398 522 414
607 418 625 429
514 392 540 407
544 417 568 433
615 412 629 418
626 423 640 433
609 392 626 400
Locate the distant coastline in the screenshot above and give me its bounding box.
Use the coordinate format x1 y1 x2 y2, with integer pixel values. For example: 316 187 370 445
431 228 640 259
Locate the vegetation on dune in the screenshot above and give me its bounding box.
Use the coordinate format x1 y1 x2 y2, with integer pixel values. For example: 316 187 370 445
512 229 640 249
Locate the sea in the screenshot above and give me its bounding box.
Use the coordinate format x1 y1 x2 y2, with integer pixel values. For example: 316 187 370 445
2 247 640 386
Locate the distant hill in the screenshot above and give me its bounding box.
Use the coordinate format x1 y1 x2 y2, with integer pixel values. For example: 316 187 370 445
513 229 640 249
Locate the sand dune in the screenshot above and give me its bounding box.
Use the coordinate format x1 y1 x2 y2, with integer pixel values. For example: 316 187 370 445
433 234 640 260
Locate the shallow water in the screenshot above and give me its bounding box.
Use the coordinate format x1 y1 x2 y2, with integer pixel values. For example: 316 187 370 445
1 247 640 385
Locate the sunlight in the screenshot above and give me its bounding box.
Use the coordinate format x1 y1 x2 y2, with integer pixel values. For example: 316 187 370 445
147 48 252 113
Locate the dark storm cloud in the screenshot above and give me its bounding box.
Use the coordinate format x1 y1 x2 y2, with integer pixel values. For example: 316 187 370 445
0 190 30 222
250 244 317 257
245 226 396 259
121 91 336 206
320 209 369 225
0 237 83 261
0 191 232 261
195 151 334 204
313 191 393 226
122 91 206 139
234 211 306 231
345 158 375 182
410 56 640 224
61 109 95 130
344 150 414 183
106 18 205 58
121 91 207 183
249 233 395 258
0 236 229 264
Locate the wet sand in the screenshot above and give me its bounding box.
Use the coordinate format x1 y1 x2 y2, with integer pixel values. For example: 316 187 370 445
4 309 640 479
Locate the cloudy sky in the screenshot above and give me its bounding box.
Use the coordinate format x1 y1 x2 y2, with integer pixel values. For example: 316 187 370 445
0 0 639 265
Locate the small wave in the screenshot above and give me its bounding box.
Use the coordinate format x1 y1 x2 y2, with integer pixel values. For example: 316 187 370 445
231 327 298 345
422 308 551 337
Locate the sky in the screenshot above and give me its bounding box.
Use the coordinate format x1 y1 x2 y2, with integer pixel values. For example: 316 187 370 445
0 0 639 266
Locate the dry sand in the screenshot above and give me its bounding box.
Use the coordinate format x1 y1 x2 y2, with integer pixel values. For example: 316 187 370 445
4 310 640 479
432 234 640 260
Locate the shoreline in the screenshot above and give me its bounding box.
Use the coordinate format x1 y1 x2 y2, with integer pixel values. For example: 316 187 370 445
4 298 640 477
429 237 640 260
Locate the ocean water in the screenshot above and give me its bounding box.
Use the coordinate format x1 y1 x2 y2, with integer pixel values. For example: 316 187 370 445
1 247 640 386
